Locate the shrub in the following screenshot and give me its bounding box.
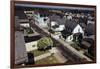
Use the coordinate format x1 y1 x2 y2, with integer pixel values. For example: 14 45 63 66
37 37 53 50
26 27 34 34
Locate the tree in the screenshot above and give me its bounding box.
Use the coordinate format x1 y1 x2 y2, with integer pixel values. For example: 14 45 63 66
37 37 53 51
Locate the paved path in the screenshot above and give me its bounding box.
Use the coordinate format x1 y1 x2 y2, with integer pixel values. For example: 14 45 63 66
34 47 67 63
49 47 59 53
34 53 51 61
49 47 68 63
57 39 92 61
54 52 68 63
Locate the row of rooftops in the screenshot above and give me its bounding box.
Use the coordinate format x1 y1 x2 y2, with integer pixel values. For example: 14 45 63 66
15 8 95 36
15 8 95 62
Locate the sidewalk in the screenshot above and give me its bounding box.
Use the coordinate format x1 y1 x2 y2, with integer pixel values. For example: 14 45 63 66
49 47 68 63
34 53 51 61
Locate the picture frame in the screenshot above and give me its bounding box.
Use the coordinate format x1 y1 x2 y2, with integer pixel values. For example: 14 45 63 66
10 1 96 68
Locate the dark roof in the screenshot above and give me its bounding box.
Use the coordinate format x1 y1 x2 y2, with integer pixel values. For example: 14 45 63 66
24 35 41 43
86 23 94 36
16 10 27 19
52 24 59 29
65 19 78 33
83 38 94 45
79 17 87 24
79 23 86 28
50 14 66 25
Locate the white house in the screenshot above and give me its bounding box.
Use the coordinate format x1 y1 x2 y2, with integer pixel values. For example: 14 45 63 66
54 25 65 32
72 24 84 35
66 24 84 42
25 11 49 28
51 21 56 26
20 23 30 28
66 35 74 42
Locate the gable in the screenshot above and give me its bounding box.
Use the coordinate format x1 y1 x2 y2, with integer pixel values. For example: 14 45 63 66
72 24 84 34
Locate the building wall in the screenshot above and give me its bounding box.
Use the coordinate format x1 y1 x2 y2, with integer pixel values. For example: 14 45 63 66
72 24 84 35
25 41 38 52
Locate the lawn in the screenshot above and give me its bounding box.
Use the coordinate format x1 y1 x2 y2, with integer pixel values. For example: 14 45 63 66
35 55 59 65
70 42 81 51
26 27 34 34
29 49 49 57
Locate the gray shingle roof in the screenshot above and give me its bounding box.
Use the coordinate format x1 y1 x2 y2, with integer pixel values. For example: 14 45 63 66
16 10 27 19
50 14 66 25
86 23 94 36
65 19 78 33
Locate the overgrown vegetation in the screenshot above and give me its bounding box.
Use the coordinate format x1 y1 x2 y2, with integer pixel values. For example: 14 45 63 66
70 41 81 51
29 50 49 57
37 37 53 51
26 27 34 34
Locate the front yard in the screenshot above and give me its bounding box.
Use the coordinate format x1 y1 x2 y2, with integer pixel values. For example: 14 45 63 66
35 55 59 65
29 49 49 57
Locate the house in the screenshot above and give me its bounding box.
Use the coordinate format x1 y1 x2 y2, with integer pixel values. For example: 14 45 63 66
51 23 65 32
25 41 38 52
64 18 84 42
24 35 42 52
49 14 67 40
72 24 84 35
50 14 66 25
20 23 30 28
82 37 94 57
24 11 50 28
65 24 84 42
50 14 66 32
85 23 94 36
49 14 84 42
19 18 30 28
